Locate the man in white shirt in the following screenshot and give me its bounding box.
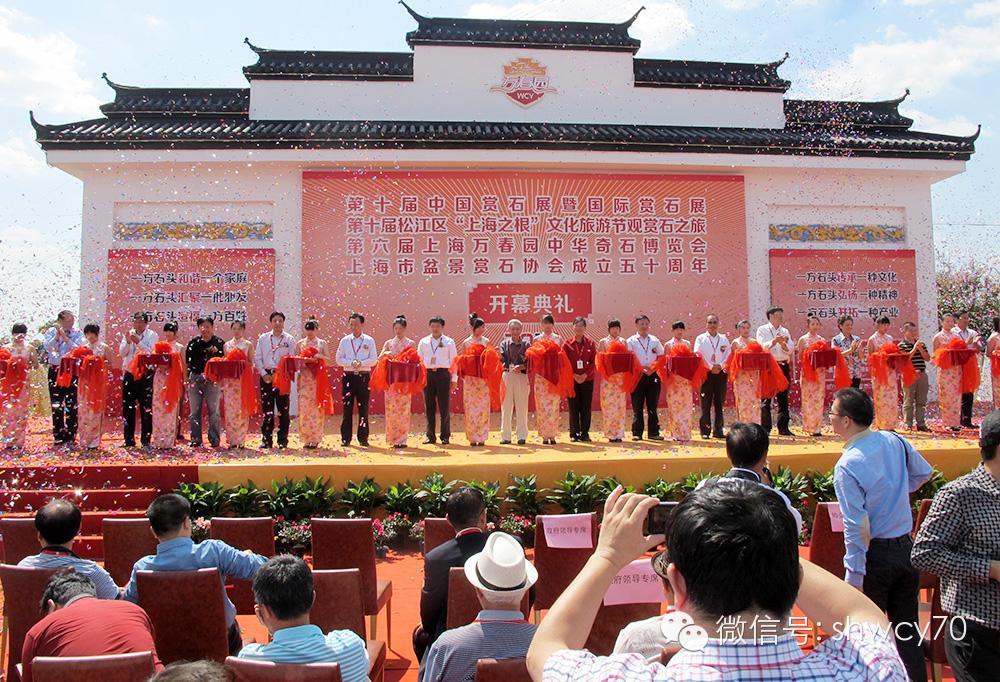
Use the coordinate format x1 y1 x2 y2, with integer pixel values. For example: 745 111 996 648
255 311 295 449
694 314 731 439
118 311 158 448
626 315 665 441
952 310 983 428
417 316 457 445
335 313 378 447
756 306 794 437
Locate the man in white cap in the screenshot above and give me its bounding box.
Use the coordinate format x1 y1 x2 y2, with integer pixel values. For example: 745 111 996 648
419 532 537 682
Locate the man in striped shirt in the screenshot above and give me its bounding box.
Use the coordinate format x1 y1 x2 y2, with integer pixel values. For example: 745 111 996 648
238 555 369 682
528 483 908 681
419 532 537 682
18 500 120 600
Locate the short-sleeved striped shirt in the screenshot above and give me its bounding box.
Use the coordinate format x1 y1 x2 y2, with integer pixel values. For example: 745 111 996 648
544 626 907 681
238 624 369 682
18 553 121 600
420 610 537 682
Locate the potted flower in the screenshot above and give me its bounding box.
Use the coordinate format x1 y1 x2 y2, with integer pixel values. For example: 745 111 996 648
498 514 536 548
410 519 425 552
191 517 211 543
381 512 414 549
275 520 312 557
373 517 388 558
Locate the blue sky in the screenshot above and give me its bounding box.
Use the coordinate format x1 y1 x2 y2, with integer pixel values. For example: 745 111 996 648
0 0 996 328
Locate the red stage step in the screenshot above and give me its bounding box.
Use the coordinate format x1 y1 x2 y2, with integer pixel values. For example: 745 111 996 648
2 510 146 535
0 488 159 512
0 465 197 491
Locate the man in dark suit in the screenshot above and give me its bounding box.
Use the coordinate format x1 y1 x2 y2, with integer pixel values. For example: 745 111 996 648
412 487 487 661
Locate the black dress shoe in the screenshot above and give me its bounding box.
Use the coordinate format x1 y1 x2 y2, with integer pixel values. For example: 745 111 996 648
359 440 369 447
570 436 579 442
500 440 511 445
648 435 664 441
917 426 932 432
341 440 351 446
517 439 526 445
700 433 712 439
441 439 449 445
609 438 622 443
778 430 795 437
423 438 436 445
581 435 592 442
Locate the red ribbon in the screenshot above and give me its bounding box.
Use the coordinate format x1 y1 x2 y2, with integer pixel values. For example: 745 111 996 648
0 348 29 408
525 338 575 398
299 347 336 415
725 340 789 399
657 343 708 391
206 348 259 418
869 342 918 387
371 346 427 396
56 346 92 387
800 340 852 390
595 341 642 394
934 337 981 394
451 342 505 410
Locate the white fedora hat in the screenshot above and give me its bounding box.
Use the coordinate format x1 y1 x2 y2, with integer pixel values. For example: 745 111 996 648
464 532 538 595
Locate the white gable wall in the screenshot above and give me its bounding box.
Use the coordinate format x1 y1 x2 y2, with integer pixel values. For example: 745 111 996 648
249 45 787 128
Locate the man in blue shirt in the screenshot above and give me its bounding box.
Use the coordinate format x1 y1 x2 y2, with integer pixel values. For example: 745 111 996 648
41 309 84 444
238 555 369 682
123 494 268 654
18 500 120 599
831 387 932 682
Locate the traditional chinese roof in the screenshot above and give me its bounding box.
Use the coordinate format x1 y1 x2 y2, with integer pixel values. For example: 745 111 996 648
30 113 979 160
400 2 643 53
633 55 790 92
98 75 249 116
784 91 914 128
242 40 414 81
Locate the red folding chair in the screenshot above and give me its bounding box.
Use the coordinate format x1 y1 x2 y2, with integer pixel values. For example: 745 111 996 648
422 518 454 556
446 567 530 629
585 603 661 656
0 565 59 682
474 658 533 682
136 568 230 664
102 518 158 587
311 569 386 681
225 657 343 681
30 651 156 682
311 519 393 647
532 513 598 616
807 503 845 580
210 517 275 614
0 517 41 565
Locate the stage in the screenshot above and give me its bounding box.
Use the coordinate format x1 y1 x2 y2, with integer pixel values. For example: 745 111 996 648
0 415 983 492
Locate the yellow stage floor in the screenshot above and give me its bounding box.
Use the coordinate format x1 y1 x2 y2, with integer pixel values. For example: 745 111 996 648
198 427 981 490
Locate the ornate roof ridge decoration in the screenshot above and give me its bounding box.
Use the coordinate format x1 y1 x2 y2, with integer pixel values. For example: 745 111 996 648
242 38 415 81
30 116 979 160
400 1 643 53
633 54 790 92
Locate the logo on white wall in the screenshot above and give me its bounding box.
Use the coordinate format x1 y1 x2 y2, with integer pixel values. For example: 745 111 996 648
489 57 556 107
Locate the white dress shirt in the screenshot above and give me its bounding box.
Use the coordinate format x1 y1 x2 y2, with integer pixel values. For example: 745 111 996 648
336 333 378 372
951 326 981 348
417 334 457 370
626 333 664 369
119 328 159 371
254 331 296 376
693 332 732 369
756 323 792 363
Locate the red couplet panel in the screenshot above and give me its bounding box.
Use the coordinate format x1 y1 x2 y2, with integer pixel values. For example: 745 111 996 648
768 248 919 404
105 248 276 342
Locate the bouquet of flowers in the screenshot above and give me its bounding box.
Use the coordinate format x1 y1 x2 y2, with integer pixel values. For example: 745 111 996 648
191 517 211 543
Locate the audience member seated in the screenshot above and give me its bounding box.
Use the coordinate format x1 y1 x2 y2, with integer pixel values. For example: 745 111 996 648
527 483 909 680
420 532 537 682
150 660 233 681
414 487 489 660
20 571 162 682
123 493 267 655
238 554 369 682
18 499 120 599
701 422 804 532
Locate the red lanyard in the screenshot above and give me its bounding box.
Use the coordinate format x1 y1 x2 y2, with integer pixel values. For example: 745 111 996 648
350 336 364 357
